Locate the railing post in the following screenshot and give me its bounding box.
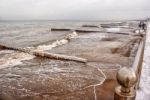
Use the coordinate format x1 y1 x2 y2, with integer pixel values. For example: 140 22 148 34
114 67 137 100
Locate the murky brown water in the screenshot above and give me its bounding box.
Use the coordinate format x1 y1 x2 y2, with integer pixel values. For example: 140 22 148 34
0 21 141 100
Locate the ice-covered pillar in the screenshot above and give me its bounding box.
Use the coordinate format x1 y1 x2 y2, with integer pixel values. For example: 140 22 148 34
114 67 137 100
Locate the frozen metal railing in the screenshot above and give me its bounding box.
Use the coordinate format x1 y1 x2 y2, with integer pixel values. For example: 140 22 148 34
133 36 146 89
114 32 146 100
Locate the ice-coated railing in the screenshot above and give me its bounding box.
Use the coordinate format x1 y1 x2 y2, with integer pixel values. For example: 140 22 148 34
114 24 147 100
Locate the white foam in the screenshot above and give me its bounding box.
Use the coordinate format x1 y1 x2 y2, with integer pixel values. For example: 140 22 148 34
0 52 34 69
106 28 120 32
37 31 78 51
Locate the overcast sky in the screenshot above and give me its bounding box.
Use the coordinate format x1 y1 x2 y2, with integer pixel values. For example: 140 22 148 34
0 0 150 20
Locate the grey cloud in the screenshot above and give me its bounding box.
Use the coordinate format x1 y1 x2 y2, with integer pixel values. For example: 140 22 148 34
0 0 150 20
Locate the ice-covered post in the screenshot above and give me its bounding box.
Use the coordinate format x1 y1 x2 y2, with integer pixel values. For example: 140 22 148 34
114 67 137 100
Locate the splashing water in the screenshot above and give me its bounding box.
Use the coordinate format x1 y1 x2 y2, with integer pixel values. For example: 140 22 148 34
37 31 78 51
0 32 78 69
0 51 34 69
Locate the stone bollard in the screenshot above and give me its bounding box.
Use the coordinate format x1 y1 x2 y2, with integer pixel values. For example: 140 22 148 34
114 67 137 100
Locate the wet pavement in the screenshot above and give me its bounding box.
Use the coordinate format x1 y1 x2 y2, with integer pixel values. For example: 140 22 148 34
0 21 142 100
